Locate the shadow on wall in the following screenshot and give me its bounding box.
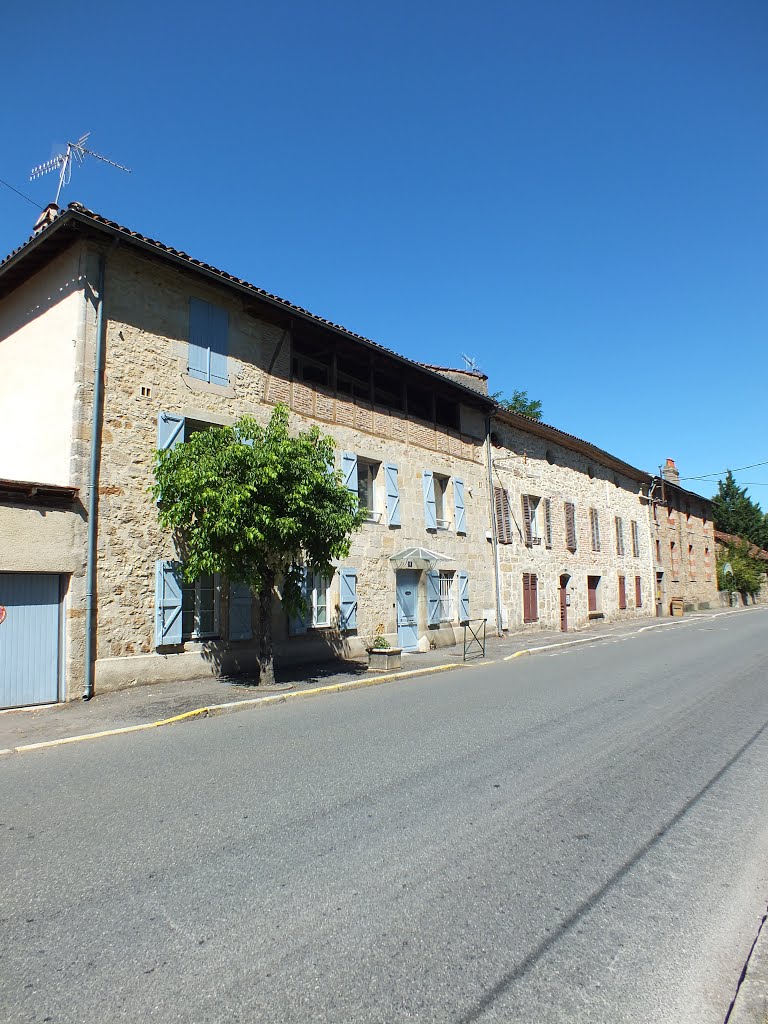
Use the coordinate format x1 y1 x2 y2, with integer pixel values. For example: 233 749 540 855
193 629 366 687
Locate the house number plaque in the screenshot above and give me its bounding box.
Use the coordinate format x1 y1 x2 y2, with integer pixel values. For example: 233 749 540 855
0 606 6 625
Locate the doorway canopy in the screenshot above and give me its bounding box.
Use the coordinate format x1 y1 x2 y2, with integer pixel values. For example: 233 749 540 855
390 547 455 570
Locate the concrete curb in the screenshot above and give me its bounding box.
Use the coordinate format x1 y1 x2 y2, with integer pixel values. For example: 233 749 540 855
725 911 768 1023
1 660 467 757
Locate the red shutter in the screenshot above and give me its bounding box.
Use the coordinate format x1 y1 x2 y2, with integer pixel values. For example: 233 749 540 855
564 502 577 551
618 575 627 610
522 495 533 547
588 576 598 612
523 573 538 623
635 576 642 607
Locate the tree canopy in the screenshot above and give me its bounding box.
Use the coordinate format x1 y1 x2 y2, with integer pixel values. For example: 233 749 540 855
716 540 765 597
712 471 768 550
491 389 543 421
153 404 365 683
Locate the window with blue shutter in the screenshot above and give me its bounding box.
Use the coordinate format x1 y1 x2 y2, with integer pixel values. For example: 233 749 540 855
157 412 186 452
188 298 229 386
426 569 441 626
339 568 358 631
155 560 183 647
458 571 470 623
454 478 466 535
423 470 437 530
228 582 253 641
384 463 400 527
341 452 358 497
288 567 309 636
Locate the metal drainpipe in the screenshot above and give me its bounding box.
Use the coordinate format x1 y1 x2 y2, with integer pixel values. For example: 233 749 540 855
485 415 504 637
82 245 114 699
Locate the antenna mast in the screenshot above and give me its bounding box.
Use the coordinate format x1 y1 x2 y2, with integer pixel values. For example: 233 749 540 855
30 132 131 204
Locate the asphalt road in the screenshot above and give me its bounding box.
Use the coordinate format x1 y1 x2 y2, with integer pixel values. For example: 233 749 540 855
2 609 768 1023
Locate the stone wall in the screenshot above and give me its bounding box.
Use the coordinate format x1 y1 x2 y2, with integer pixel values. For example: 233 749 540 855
490 419 655 632
651 483 719 612
90 248 494 692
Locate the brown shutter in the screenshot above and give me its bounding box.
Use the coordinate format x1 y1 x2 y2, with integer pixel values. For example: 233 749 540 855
564 502 577 551
544 499 552 549
522 495 533 547
631 520 640 557
522 573 529 622
523 573 537 623
615 516 624 556
618 575 627 610
635 575 642 607
531 573 538 621
590 509 601 551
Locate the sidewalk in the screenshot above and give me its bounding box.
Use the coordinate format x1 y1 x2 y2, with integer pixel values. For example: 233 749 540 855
0 606 754 754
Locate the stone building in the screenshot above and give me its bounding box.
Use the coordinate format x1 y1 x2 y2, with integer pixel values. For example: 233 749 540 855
489 410 656 632
0 203 495 706
650 460 719 613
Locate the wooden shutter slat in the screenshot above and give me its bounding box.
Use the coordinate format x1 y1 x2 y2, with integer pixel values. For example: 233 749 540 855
522 495 533 547
544 499 552 549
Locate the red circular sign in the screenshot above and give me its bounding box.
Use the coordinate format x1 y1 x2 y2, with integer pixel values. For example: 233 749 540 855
0 606 6 625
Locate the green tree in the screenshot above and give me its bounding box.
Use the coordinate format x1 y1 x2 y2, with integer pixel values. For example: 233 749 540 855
491 389 543 421
712 471 766 547
153 405 365 685
716 540 766 599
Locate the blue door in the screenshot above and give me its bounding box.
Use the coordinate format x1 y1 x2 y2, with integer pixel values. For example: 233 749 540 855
0 573 61 709
396 570 420 651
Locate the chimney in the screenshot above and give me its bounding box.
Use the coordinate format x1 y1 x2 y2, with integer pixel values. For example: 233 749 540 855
33 203 60 235
662 458 680 485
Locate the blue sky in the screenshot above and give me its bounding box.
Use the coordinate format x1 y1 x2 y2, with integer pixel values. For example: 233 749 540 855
2 0 766 500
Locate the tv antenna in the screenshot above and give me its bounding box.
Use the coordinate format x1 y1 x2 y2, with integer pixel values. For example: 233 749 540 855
461 352 480 373
30 132 131 204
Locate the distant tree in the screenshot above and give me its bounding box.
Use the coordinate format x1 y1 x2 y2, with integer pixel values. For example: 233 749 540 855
153 405 365 685
712 471 767 548
491 389 543 421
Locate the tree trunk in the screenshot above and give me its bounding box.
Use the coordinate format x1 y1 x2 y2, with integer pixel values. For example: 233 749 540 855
258 572 276 686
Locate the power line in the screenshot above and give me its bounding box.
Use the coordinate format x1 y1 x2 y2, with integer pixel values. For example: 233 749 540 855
0 176 43 210
680 459 768 481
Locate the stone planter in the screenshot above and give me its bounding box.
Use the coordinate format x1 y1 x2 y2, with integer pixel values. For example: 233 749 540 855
367 648 402 672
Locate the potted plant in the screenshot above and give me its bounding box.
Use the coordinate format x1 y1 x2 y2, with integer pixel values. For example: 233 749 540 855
367 634 402 672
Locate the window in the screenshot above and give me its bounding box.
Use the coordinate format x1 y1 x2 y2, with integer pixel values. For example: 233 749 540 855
337 353 370 400
705 546 712 582
434 474 450 529
656 538 662 563
438 571 455 621
522 495 542 547
494 487 513 544
631 519 640 557
615 516 625 556
564 502 577 552
188 299 228 386
590 508 601 552
435 395 460 431
543 498 552 549
358 460 382 522
688 544 696 580
374 368 403 410
618 575 627 610
670 540 679 579
407 383 432 421
310 574 331 627
523 573 539 623
635 576 642 608
182 574 219 639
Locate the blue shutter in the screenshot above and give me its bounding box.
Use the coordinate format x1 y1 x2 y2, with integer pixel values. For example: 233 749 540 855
157 412 185 451
208 303 229 386
155 560 183 647
188 298 210 381
454 478 466 535
339 568 358 631
288 567 309 636
426 569 441 626
341 452 358 495
423 470 437 530
385 463 400 527
458 571 470 623
228 582 253 641
189 298 228 385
